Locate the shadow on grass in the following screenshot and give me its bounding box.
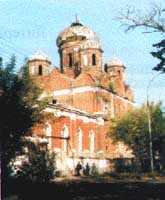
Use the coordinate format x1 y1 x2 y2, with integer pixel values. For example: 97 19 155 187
5 178 165 200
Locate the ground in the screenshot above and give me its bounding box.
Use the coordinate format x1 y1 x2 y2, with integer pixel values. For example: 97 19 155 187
5 175 165 200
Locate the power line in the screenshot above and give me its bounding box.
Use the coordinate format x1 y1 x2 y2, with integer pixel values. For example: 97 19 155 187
0 38 30 58
0 52 12 60
0 45 15 56
0 36 30 53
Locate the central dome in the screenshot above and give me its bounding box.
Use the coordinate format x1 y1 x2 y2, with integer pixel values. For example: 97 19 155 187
56 20 101 49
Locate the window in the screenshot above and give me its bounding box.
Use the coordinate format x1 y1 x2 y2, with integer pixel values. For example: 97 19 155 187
44 122 52 150
68 53 73 67
76 128 83 155
61 125 69 153
89 130 95 155
52 99 57 104
92 54 96 66
38 65 43 75
104 64 108 72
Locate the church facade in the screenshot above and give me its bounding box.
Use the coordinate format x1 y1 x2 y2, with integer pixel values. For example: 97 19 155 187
26 19 134 175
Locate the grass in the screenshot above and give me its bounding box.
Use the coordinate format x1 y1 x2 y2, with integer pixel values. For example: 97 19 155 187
4 176 165 200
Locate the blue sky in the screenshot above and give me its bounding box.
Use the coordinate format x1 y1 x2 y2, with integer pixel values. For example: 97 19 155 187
0 0 164 106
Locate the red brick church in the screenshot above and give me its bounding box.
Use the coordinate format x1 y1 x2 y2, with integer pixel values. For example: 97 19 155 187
26 18 134 174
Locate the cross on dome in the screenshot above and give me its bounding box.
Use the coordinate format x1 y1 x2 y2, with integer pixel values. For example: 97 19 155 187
71 14 83 27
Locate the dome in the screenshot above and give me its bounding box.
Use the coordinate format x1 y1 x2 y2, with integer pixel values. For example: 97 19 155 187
56 20 101 49
107 57 124 67
29 50 51 63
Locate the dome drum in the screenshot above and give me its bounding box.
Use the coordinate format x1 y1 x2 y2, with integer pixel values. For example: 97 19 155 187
56 22 102 50
57 20 103 73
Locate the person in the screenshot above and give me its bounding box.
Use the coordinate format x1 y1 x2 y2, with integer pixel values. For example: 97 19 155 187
85 163 90 176
75 162 82 176
91 163 98 176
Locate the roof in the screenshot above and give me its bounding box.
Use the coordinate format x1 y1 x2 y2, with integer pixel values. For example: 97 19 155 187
56 20 101 49
107 57 124 67
29 50 51 63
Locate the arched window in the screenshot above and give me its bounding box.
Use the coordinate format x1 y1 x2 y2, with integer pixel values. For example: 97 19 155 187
89 130 95 155
76 128 83 155
104 64 108 72
44 122 52 150
68 53 73 67
38 65 43 75
92 54 96 66
61 125 69 153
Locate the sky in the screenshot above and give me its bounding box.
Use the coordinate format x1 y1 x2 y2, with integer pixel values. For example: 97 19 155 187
0 0 164 107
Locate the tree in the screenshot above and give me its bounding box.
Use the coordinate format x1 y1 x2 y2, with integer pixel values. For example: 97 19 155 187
108 81 116 93
16 143 56 183
117 5 165 72
0 56 48 187
151 40 165 72
110 103 165 172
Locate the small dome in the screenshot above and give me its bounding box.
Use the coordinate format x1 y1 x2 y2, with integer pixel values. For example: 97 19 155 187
29 50 51 63
56 20 101 49
107 57 124 67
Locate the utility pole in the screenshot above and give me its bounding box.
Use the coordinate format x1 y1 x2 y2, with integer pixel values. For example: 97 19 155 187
146 71 163 173
146 99 154 173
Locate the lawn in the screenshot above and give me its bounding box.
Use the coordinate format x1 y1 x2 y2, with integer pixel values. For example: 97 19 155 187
5 178 165 200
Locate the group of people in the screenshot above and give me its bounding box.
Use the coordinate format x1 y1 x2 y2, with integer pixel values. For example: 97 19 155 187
75 162 98 176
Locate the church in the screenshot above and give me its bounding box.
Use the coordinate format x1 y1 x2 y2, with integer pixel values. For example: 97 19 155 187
26 18 134 175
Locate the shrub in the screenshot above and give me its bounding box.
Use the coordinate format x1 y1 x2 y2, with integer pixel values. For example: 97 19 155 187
114 158 137 173
16 145 56 183
108 82 116 93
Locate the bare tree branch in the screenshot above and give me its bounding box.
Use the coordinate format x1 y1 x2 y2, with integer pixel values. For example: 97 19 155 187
117 5 165 33
117 4 165 72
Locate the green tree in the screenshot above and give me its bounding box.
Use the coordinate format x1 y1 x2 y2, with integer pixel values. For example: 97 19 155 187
118 5 165 72
108 81 116 93
17 143 56 183
0 56 48 187
110 103 165 172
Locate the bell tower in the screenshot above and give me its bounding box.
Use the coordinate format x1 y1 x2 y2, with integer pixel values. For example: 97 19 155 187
56 18 103 77
28 50 51 76
105 58 126 96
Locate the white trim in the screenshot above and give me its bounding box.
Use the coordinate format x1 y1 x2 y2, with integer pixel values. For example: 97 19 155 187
61 124 69 138
83 54 88 66
53 86 134 105
54 148 61 152
76 128 83 155
89 130 95 155
25 136 48 144
44 107 104 125
53 86 94 96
